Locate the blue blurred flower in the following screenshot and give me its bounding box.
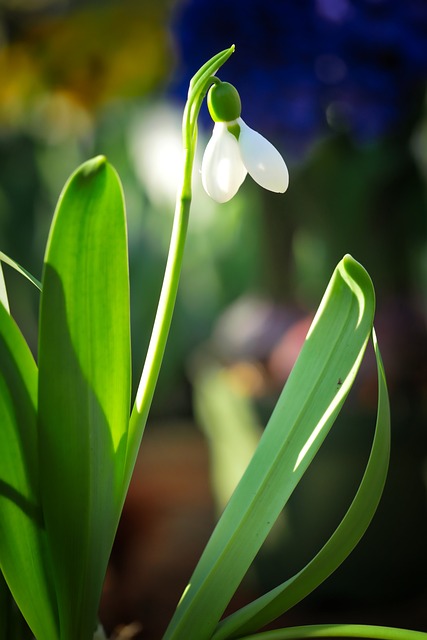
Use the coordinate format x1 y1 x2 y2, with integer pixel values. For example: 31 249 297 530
170 0 427 157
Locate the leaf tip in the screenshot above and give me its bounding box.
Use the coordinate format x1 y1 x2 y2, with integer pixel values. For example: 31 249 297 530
80 155 108 178
339 254 375 317
341 254 366 280
342 253 355 266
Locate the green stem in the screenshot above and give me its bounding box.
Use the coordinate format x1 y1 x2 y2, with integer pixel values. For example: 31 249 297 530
237 625 427 640
132 152 192 420
124 45 235 489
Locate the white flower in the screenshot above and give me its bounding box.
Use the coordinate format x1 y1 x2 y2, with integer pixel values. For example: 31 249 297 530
201 117 289 203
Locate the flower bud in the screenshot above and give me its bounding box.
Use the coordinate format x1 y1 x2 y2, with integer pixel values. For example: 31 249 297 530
207 81 242 123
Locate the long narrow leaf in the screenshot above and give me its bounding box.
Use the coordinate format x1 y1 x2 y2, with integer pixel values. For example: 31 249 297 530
164 255 375 640
236 624 427 639
0 251 42 291
0 302 58 639
0 263 9 312
38 156 131 640
213 330 390 638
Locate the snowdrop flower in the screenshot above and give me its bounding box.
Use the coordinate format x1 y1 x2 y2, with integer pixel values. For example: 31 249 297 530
201 81 289 203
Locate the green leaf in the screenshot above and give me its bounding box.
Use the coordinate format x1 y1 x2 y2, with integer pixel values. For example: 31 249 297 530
0 251 42 292
0 571 34 640
0 262 9 312
0 302 58 639
163 255 376 640
234 623 427 640
213 329 390 638
38 156 131 640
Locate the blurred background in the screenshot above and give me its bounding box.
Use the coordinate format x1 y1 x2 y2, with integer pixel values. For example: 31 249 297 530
1 0 427 637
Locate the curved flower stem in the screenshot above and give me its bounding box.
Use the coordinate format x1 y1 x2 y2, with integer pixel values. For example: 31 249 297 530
124 45 235 490
236 625 427 640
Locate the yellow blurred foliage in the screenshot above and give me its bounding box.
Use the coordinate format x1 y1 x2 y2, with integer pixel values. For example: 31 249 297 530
0 1 173 127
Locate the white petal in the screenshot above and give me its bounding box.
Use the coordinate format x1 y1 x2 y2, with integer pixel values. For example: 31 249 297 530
238 118 289 193
201 123 247 203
